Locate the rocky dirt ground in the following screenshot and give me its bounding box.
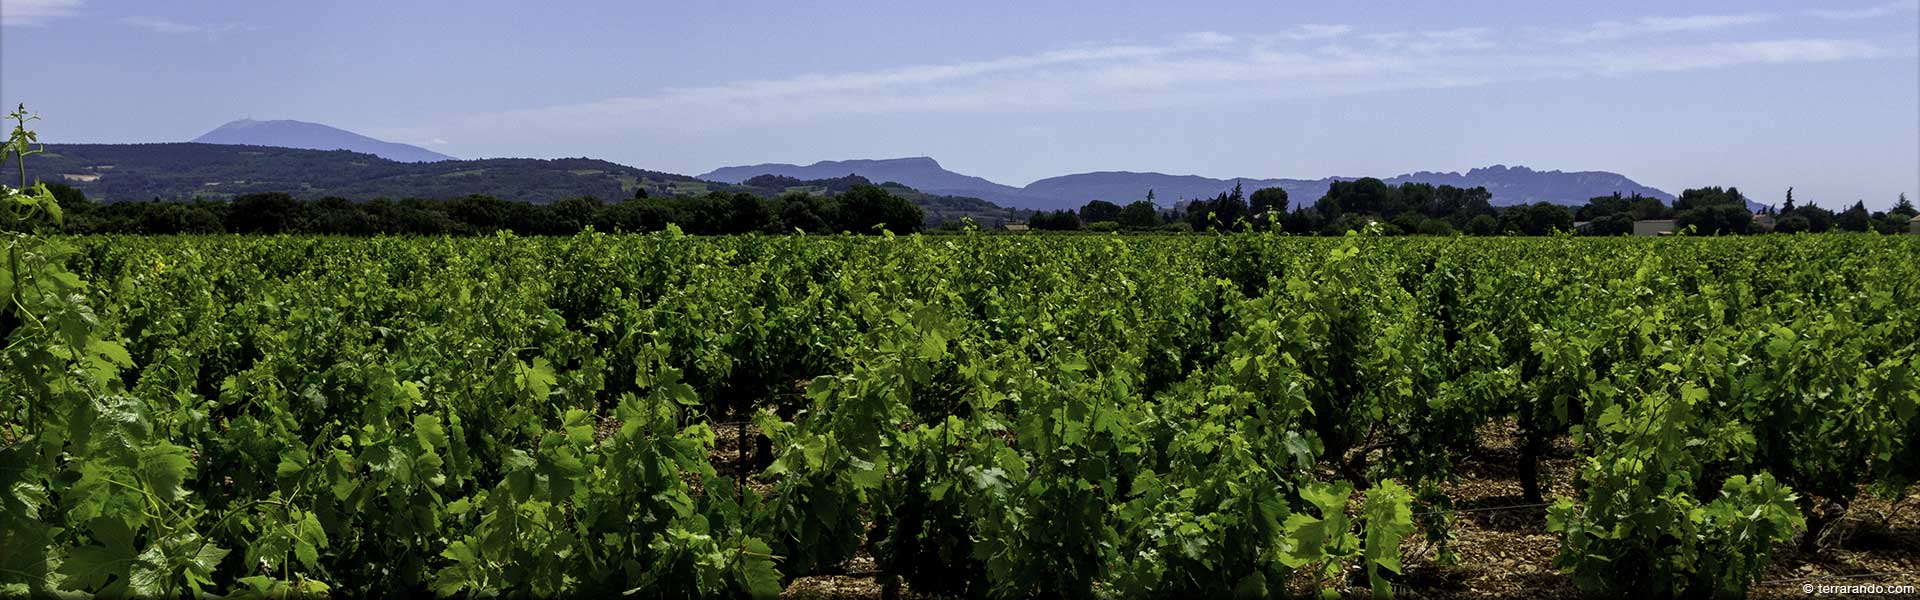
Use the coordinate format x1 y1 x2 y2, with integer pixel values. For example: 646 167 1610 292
742 418 1918 599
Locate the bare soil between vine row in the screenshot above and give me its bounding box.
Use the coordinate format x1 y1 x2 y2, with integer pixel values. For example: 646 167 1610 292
682 417 1920 599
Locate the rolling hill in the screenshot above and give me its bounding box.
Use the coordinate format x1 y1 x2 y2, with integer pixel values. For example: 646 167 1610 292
19 136 1691 227
26 143 707 202
15 143 1012 226
193 119 456 163
703 159 1678 211
703 157 1028 201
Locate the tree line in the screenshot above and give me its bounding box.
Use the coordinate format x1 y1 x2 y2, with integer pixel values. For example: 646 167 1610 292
22 178 1916 237
1026 179 1917 236
32 184 926 235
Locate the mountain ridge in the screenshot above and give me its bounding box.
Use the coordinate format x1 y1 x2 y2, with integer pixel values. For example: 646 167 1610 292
17 143 1014 226
193 118 456 163
28 129 1717 215
702 157 1030 201
702 158 1678 211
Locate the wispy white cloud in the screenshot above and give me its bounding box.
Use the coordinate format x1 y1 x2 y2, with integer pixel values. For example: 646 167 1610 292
119 15 249 34
413 21 1897 145
1576 39 1889 75
1366 28 1497 53
1269 24 1353 42
1177 31 1237 49
1554 13 1776 43
1808 0 1920 19
1 0 81 27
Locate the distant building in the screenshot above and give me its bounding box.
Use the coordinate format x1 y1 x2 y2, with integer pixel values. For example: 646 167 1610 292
1750 213 1775 232
1003 223 1030 233
1633 219 1676 236
1909 214 1920 235
1572 221 1592 234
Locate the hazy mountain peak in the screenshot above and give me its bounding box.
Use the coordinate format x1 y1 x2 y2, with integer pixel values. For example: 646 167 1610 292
192 118 454 163
805 156 941 168
703 157 1677 210
700 156 1024 200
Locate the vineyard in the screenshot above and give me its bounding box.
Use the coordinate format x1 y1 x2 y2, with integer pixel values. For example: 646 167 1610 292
3 222 1916 598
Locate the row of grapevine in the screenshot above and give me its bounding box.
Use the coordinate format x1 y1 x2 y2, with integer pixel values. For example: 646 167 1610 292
5 225 1917 597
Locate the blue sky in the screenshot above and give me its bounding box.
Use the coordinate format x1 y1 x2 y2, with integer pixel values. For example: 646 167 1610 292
4 0 1917 209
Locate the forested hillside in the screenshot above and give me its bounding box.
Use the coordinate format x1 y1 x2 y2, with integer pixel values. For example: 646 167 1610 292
9 143 1012 228
18 143 709 202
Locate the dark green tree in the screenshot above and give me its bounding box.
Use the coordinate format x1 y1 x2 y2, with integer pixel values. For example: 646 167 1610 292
773 192 828 233
1498 202 1574 236
1672 186 1752 235
1673 186 1747 211
225 192 305 233
1774 214 1810 234
549 196 604 233
308 196 378 235
1249 187 1288 215
1676 204 1753 235
447 194 516 233
1079 200 1122 224
1420 185 1496 228
1797 203 1835 233
830 184 923 234
1577 192 1670 224
1117 200 1160 230
1588 213 1634 236
1413 216 1457 236
1284 208 1326 234
1029 209 1082 231
1183 199 1209 231
721 192 775 234
1465 214 1499 236
1184 182 1249 232
1836 201 1871 232
596 198 677 232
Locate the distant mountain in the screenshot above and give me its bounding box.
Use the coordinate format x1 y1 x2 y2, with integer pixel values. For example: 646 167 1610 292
28 143 695 202
192 119 456 163
1026 166 1678 210
24 139 1690 227
18 143 1011 226
702 157 1028 201
1382 165 1676 206
703 159 1677 211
